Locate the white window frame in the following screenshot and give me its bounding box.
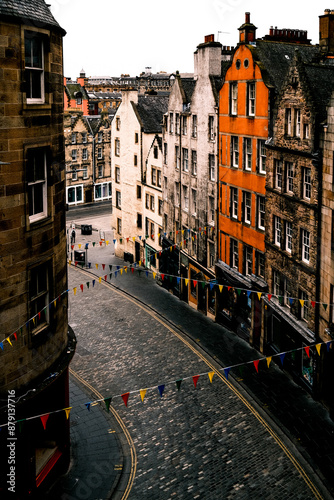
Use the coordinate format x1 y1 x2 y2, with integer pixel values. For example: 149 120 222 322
182 148 189 172
295 109 301 137
191 189 197 215
27 149 48 223
175 182 180 206
247 82 256 116
286 108 292 135
245 246 253 276
231 83 238 115
257 196 265 230
303 167 311 200
231 239 238 269
97 147 103 160
274 216 282 247
30 262 50 335
82 148 88 161
243 191 251 224
258 140 266 174
209 154 215 181
275 160 283 190
208 116 215 141
25 33 45 104
95 182 112 201
71 149 77 162
182 115 187 135
67 184 83 205
286 162 294 194
182 185 189 211
192 115 197 138
244 137 252 171
231 136 239 168
285 221 292 253
115 138 120 156
98 131 103 143
301 229 310 264
116 190 121 209
231 187 238 220
97 164 103 178
191 150 197 176
83 165 88 179
175 145 180 169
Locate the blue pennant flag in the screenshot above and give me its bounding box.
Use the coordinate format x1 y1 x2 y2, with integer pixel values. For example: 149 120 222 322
158 385 165 397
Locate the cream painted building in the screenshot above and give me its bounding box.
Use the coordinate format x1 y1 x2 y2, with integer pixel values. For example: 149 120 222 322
111 90 168 265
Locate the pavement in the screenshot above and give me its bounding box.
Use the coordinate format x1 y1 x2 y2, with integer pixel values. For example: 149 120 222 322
50 207 334 499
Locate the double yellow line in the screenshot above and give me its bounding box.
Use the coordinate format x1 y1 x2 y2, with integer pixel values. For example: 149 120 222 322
70 264 324 500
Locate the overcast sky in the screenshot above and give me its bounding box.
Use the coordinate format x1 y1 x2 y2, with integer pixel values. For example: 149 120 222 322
48 0 332 80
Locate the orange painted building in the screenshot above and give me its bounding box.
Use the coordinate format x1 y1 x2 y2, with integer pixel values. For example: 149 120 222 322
216 12 313 343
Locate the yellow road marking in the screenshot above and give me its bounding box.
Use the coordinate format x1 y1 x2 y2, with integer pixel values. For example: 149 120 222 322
70 264 324 500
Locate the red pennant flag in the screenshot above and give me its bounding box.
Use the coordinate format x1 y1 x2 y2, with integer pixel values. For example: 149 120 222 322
121 393 130 407
104 275 107 281
75 261 78 267
193 280 197 288
192 375 200 388
159 251 161 257
253 359 260 373
161 274 165 281
131 268 134 273
199 227 201 232
80 284 84 292
228 286 231 291
126 237 129 242
176 230 179 235
40 414 49 430
100 242 102 246
267 294 272 301
38 312 41 320
311 301 316 308
304 346 310 358
71 245 74 250
102 264 105 270
13 332 17 341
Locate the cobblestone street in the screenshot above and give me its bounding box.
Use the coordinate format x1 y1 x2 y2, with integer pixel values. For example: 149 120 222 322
65 211 333 499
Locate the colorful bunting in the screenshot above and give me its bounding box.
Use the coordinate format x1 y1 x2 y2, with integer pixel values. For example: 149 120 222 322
158 385 165 398
208 371 214 383
40 414 49 430
192 375 200 388
253 359 260 373
140 389 147 402
121 393 130 407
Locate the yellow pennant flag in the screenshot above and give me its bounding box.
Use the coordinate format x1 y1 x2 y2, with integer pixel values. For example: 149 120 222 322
54 300 57 308
120 268 123 275
95 263 99 270
139 261 141 266
192 237 194 241
153 272 156 279
299 299 305 308
124 267 127 273
64 407 72 419
98 277 102 284
170 246 173 252
315 343 322 356
158 233 161 238
257 292 262 301
140 389 147 402
6 337 12 347
73 287 77 296
219 285 223 293
182 230 184 234
208 371 214 383
266 357 272 368
106 240 109 245
133 237 136 242
185 279 189 286
68 260 72 266
78 244 81 249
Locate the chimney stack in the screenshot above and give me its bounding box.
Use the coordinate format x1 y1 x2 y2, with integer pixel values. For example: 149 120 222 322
238 12 257 44
319 9 334 55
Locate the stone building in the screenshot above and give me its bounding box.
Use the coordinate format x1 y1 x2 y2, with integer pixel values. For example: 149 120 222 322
0 0 75 496
161 35 230 316
263 11 334 399
111 90 168 264
64 111 112 205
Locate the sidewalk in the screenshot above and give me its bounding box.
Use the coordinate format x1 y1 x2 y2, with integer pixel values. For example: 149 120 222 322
46 376 124 500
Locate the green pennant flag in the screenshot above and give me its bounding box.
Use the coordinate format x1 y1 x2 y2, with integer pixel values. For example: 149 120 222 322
104 397 112 412
201 282 206 289
323 303 328 311
278 296 283 305
176 379 182 391
18 419 26 433
169 275 173 282
86 282 90 289
236 288 241 296
93 242 96 247
238 365 244 379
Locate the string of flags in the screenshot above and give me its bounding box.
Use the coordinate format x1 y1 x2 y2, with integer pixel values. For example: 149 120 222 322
0 337 332 432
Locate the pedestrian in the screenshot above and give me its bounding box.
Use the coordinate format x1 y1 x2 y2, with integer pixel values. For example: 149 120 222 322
71 228 76 244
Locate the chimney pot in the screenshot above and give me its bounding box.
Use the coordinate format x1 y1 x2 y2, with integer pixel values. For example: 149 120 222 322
245 12 250 24
204 34 215 43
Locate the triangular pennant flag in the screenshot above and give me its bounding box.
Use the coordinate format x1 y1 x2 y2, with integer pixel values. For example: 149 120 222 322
40 414 49 430
208 371 214 383
219 285 223 293
113 239 116 245
153 272 156 279
93 242 96 247
315 344 321 356
327 342 331 352
109 265 113 271
73 287 77 296
201 282 206 289
177 277 180 284
161 273 165 281
210 283 214 291
131 268 134 274
85 402 91 411
104 275 107 281
100 241 103 246
253 359 260 373
102 264 105 270
54 300 57 308
267 294 272 301
193 280 197 288
299 299 305 308
80 284 84 292
92 280 95 287
64 407 72 419
78 244 81 249
121 393 130 407
98 277 102 284
247 290 251 298
311 301 316 308
13 332 17 341
289 298 294 306
224 367 231 380
266 357 272 368
192 375 200 388
228 286 232 291
236 288 241 296
104 397 112 412
279 353 286 366
86 282 90 289
88 262 91 269
176 379 182 391
95 263 99 270
323 303 328 311
304 346 310 358
257 292 262 301
0 342 4 351
140 389 147 402
185 279 189 286
6 337 12 347
158 385 165 397
146 271 149 278
106 240 109 245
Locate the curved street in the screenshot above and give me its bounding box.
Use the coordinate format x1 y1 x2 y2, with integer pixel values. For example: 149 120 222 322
63 207 334 499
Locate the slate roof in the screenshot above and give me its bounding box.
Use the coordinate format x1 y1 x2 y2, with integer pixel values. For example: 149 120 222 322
135 95 169 134
0 0 65 35
303 63 334 122
65 83 89 101
180 78 196 104
210 76 224 105
251 40 319 94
